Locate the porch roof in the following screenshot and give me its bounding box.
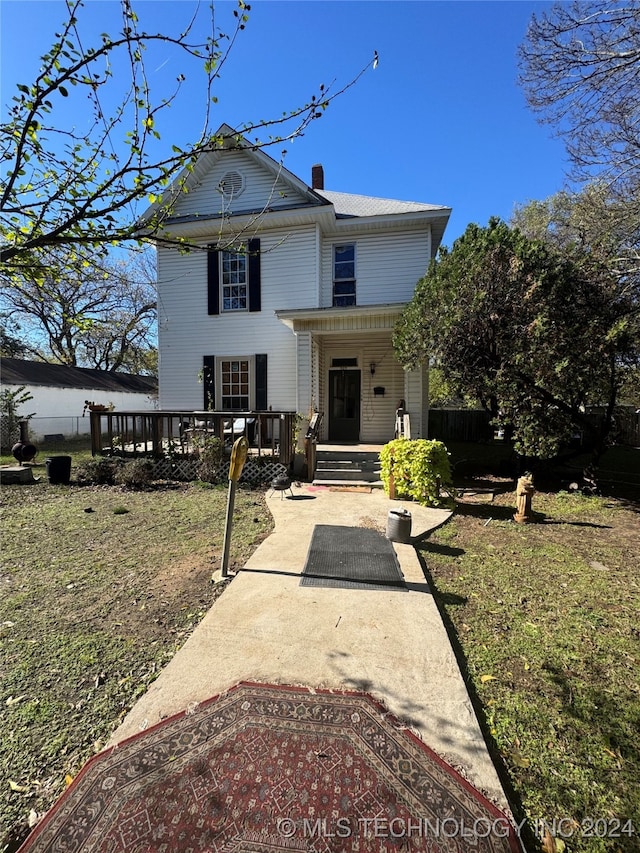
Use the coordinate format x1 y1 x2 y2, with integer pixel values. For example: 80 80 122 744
275 303 404 333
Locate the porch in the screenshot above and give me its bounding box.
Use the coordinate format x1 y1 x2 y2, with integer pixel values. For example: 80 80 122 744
276 305 428 444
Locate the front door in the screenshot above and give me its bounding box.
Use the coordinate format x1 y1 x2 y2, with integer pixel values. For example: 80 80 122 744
329 369 361 441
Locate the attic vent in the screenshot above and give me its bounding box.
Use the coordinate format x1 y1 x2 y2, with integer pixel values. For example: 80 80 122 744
219 170 244 199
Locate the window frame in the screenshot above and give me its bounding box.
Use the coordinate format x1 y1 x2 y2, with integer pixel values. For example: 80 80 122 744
220 248 248 313
217 356 254 411
332 243 357 307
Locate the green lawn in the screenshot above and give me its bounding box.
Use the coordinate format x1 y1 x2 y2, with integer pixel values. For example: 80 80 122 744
419 489 640 853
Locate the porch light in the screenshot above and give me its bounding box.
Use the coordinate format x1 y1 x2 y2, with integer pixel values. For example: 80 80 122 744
370 362 376 375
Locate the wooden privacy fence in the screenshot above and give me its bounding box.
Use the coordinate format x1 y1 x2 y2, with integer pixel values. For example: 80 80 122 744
428 409 494 443
428 408 640 447
89 410 296 468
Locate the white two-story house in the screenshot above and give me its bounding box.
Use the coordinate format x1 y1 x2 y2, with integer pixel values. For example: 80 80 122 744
144 125 450 444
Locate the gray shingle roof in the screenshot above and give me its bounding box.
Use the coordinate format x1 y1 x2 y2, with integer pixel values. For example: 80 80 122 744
1 358 157 394
316 190 450 218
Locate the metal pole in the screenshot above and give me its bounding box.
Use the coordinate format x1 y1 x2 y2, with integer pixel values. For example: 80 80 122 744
220 479 237 578
216 436 249 581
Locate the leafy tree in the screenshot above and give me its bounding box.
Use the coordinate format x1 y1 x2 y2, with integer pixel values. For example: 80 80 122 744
427 366 475 409
513 183 640 280
518 1 640 192
513 186 640 409
1 0 373 271
0 314 30 358
394 218 638 460
0 246 157 373
0 386 35 452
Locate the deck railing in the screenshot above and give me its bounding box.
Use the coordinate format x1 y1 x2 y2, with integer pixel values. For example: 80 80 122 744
89 410 296 468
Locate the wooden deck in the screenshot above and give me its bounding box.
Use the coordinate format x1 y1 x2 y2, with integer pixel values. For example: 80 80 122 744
89 410 297 467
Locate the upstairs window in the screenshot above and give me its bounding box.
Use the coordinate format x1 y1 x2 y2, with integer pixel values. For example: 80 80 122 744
208 238 260 315
333 243 356 307
221 250 247 311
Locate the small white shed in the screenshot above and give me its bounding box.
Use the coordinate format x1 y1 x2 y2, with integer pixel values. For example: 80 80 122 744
1 358 157 442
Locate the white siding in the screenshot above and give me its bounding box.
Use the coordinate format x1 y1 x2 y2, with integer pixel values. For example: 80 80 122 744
320 229 432 308
157 226 319 411
170 150 310 219
311 337 321 414
156 144 442 427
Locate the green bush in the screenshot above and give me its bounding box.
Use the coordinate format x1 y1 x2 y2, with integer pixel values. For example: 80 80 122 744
380 438 454 508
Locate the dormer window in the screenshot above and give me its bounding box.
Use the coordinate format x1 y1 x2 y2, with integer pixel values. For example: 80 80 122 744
333 243 356 307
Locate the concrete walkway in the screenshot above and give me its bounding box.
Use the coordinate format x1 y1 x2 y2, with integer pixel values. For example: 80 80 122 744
109 484 509 811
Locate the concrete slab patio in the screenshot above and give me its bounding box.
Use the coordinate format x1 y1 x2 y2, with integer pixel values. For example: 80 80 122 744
109 484 510 812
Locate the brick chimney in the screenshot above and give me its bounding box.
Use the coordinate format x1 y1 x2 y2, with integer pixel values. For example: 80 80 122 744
311 163 324 190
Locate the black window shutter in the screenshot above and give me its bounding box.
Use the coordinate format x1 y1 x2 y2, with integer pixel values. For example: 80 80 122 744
255 353 267 410
203 356 216 410
207 248 220 315
248 238 261 313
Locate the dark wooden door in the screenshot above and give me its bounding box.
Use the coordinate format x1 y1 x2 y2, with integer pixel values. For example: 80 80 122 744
328 370 361 441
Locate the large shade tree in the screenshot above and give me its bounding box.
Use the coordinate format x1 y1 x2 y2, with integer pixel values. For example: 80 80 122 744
518 3 640 446
0 246 157 372
512 185 640 408
394 218 637 460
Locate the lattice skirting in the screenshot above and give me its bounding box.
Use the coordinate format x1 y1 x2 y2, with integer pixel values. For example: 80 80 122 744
151 458 199 481
150 457 288 486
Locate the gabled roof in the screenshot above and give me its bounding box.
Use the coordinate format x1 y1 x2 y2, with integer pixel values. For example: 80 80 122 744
1 358 157 394
138 123 330 229
140 124 451 247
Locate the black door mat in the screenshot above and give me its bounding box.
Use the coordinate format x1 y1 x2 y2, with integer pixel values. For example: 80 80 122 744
300 525 407 591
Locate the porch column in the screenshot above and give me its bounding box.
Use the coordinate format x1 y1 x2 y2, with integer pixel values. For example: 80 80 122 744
404 364 429 438
295 331 313 416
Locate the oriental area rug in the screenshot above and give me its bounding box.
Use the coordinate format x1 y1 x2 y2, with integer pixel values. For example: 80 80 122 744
19 682 521 853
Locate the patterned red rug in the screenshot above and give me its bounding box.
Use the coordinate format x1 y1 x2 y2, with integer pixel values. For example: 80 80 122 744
19 683 521 852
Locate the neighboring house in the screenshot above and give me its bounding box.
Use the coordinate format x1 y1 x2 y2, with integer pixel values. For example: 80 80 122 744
0 358 157 441
143 125 451 443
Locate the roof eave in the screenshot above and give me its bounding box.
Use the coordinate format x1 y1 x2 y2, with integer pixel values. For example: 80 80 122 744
275 302 405 331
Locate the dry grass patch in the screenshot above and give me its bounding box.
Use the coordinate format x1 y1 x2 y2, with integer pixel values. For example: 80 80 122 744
0 479 273 850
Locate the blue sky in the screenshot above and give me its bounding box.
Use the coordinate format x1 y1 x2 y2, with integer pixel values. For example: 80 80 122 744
1 0 569 247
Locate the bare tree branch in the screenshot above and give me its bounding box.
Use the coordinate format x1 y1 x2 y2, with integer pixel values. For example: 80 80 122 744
1 0 374 268
518 1 640 191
